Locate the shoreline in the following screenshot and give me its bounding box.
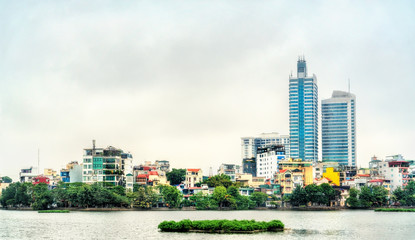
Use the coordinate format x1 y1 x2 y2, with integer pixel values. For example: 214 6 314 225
2 206 413 212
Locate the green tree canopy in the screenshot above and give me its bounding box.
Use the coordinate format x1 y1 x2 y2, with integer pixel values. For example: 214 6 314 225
290 185 307 206
205 174 233 188
1 176 12 183
250 191 268 207
166 169 186 185
160 185 182 208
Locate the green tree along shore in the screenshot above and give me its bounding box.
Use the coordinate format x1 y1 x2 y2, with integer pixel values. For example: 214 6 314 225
0 178 268 210
2 179 414 210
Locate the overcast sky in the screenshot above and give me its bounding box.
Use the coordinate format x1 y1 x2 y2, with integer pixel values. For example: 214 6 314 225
1 1 415 181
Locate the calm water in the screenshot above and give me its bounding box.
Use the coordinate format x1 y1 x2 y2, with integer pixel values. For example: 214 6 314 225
0 209 413 239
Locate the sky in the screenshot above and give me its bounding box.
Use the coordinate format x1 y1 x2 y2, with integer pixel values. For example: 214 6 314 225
1 1 415 181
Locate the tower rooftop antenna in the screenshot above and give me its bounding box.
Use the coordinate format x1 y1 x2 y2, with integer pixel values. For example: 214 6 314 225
348 78 351 93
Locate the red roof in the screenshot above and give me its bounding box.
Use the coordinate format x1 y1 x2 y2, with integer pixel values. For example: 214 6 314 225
137 174 148 178
143 166 151 170
149 171 159 176
369 179 384 183
189 187 202 190
279 169 288 173
187 169 200 172
357 174 370 177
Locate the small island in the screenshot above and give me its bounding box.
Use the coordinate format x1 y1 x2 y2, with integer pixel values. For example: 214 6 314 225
38 210 70 213
158 219 284 233
375 208 415 212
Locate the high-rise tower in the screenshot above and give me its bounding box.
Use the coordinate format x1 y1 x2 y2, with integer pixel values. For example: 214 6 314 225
322 90 356 165
289 57 318 162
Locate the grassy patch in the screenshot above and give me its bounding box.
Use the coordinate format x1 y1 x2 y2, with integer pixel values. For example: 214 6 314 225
38 210 70 213
375 208 415 212
158 219 284 233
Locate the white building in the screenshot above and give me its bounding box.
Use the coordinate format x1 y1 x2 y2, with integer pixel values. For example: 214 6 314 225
256 145 286 179
241 132 290 160
379 160 410 191
217 164 242 182
184 169 203 188
19 166 39 183
82 140 133 187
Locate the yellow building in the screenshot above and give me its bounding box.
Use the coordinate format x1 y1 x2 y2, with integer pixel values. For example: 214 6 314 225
44 168 57 177
278 159 313 186
322 167 340 186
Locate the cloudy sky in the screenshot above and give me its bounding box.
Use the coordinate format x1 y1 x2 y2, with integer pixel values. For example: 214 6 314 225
1 1 415 181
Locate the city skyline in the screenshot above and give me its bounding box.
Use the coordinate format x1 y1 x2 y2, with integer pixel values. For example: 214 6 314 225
1 1 415 181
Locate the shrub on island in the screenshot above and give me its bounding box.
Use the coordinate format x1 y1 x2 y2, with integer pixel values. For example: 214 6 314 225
158 219 284 233
38 210 70 213
375 208 415 212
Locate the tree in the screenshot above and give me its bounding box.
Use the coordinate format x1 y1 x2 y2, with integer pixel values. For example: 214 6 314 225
190 192 218 210
227 186 240 198
393 181 415 206
305 184 324 205
290 185 307 206
371 186 388 207
166 169 186 185
320 183 337 206
250 191 268 207
1 176 12 183
32 183 53 210
213 186 227 209
359 186 373 208
160 185 182 208
346 188 361 208
129 186 158 209
0 182 32 208
205 174 233 188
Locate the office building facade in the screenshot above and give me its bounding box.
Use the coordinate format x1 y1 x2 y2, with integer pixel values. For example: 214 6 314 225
289 58 318 162
322 90 356 165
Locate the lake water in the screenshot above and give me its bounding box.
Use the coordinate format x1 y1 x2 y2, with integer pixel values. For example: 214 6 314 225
0 209 413 239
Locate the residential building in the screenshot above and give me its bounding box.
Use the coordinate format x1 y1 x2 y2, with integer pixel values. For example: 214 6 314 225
256 145 286 179
241 132 289 174
184 169 203 188
242 157 256 177
289 57 318 162
322 90 356 166
379 160 410 191
275 169 303 195
60 169 70 183
69 164 83 183
235 173 253 187
82 141 132 186
217 164 242 182
32 175 50 185
155 160 170 172
322 167 340 186
278 159 314 186
251 176 266 188
126 173 134 192
19 167 38 183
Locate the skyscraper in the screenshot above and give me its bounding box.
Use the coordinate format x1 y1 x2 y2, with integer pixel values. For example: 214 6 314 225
289 57 318 162
322 90 356 165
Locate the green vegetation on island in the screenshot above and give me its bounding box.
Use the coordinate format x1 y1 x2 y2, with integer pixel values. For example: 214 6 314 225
38 210 70 213
375 208 415 212
158 219 284 233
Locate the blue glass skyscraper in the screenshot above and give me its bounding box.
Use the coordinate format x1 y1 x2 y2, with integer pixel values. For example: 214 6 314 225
289 58 318 162
322 91 356 166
